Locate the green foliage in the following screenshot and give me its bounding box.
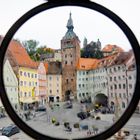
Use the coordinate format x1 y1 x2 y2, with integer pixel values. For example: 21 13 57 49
22 40 54 61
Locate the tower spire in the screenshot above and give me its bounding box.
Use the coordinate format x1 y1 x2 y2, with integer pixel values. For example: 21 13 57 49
67 12 74 31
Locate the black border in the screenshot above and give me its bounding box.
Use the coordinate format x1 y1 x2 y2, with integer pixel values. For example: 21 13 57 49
0 0 140 140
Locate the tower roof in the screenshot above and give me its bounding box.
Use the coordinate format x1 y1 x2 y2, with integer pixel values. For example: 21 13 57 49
63 12 77 40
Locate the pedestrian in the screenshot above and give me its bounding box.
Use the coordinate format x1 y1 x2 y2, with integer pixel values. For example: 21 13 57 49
133 134 138 140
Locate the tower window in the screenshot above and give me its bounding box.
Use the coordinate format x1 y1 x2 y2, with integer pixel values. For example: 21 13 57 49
65 61 67 64
71 61 73 65
66 79 68 84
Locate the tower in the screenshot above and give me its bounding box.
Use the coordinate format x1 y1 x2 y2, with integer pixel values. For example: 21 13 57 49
61 13 80 101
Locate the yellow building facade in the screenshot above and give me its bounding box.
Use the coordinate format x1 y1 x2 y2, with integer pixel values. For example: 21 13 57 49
18 67 39 105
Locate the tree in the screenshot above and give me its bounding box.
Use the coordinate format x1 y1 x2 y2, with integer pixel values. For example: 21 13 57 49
22 40 39 60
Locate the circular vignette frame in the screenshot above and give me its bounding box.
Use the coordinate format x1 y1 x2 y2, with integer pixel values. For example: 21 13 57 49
0 0 140 140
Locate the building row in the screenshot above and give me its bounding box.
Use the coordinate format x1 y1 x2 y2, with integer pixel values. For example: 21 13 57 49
0 13 139 113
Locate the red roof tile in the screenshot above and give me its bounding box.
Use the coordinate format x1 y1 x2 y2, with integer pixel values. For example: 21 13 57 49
77 58 99 70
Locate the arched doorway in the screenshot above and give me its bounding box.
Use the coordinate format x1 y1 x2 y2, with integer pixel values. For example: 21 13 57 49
65 90 71 101
56 96 60 102
94 93 108 107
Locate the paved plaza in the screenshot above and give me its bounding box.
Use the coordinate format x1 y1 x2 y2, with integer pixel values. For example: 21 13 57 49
0 102 140 140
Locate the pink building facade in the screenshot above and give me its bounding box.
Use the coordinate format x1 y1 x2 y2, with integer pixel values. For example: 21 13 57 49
38 62 47 105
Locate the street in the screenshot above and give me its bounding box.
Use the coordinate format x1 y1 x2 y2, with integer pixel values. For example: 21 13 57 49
0 102 140 140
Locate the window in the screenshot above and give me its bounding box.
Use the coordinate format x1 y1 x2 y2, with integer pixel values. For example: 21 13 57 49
129 84 132 89
110 77 112 81
35 74 37 78
50 90 52 94
122 102 125 108
20 81 23 86
7 77 9 82
49 76 52 80
79 84 81 88
123 84 126 89
114 67 116 72
66 79 68 84
24 92 27 97
31 74 34 78
57 90 59 93
57 77 59 81
65 61 67 64
20 71 22 76
129 76 132 80
114 76 116 81
118 66 120 71
123 93 126 99
114 84 117 89
28 73 30 78
71 61 73 65
35 82 37 86
24 72 27 77
119 84 121 89
71 79 73 82
119 93 122 98
65 54 67 58
79 93 81 97
110 86 113 90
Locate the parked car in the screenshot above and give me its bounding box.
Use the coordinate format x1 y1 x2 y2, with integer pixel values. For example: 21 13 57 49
2 124 20 137
77 111 90 120
0 113 6 118
35 106 46 112
63 101 73 109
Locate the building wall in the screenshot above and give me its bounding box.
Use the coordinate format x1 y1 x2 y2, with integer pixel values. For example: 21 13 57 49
77 70 91 102
47 74 62 102
77 67 108 103
92 67 108 101
3 59 19 109
18 67 38 104
38 62 47 105
54 49 62 62
107 64 128 112
61 38 80 101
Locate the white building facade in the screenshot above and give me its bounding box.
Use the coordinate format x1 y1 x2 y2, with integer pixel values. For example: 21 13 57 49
3 59 19 110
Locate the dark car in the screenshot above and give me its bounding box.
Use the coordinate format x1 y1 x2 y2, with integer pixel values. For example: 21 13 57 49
35 106 46 112
63 101 73 109
2 125 20 137
77 112 90 120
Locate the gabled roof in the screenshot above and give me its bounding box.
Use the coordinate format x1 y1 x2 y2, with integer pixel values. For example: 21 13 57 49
6 40 38 69
98 53 119 68
77 58 98 70
102 44 124 53
43 62 48 74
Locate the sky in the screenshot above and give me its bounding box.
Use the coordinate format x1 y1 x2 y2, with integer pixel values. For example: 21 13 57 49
0 0 140 51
